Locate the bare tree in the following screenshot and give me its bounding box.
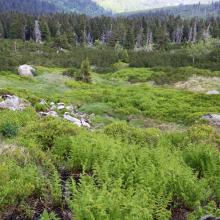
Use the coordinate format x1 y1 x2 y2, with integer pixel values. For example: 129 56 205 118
192 22 197 43
203 24 211 42
188 27 193 43
34 20 42 44
144 30 153 52
134 27 144 51
173 25 183 44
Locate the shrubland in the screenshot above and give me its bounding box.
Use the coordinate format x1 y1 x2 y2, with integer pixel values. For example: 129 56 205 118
0 38 220 219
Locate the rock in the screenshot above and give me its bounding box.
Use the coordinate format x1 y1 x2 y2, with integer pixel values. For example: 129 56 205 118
18 64 35 77
207 90 220 95
200 216 216 220
81 119 91 128
66 105 75 112
40 99 47 105
64 113 82 127
57 103 65 110
39 111 58 117
202 114 220 126
0 95 29 111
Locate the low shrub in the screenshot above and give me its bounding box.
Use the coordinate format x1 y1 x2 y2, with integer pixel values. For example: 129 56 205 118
0 122 18 138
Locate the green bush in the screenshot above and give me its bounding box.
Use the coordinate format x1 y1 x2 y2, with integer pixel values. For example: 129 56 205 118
0 122 18 138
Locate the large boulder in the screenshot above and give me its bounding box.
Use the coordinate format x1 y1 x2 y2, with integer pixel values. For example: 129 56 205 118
18 64 36 77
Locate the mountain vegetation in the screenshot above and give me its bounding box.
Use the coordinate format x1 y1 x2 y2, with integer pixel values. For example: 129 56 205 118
1 1 220 220
128 1 220 18
0 0 109 16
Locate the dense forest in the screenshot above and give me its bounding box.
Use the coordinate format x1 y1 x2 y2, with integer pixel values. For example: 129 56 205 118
0 0 108 16
0 12 220 48
128 1 220 18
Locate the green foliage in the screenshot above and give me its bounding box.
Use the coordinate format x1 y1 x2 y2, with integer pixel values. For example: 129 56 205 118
80 58 92 83
0 121 18 138
40 210 60 220
104 122 161 146
19 117 79 150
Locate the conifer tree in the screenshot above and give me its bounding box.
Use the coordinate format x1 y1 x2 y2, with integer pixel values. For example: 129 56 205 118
80 58 91 83
41 21 50 41
124 28 135 50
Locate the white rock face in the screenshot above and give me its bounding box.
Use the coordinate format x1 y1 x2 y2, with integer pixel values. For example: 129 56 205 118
18 65 35 77
207 90 220 95
0 95 29 111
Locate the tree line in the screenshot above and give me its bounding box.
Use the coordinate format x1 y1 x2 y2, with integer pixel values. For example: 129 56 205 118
0 12 220 51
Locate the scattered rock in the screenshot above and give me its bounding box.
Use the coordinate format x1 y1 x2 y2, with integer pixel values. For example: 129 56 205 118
81 118 91 128
66 105 75 111
202 114 220 126
200 215 217 220
207 90 220 95
57 103 65 110
40 99 47 105
39 111 58 117
64 113 82 127
18 64 35 77
0 95 30 111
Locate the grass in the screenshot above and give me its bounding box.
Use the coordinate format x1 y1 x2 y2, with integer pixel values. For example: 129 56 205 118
1 67 220 127
1 65 220 219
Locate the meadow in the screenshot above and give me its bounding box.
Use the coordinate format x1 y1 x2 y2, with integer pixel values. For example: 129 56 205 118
0 60 220 220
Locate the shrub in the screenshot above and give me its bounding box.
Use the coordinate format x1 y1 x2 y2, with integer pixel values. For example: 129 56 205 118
62 68 80 78
0 122 18 138
19 117 79 150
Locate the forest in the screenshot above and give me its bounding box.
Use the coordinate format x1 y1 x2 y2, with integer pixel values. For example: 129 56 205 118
1 4 220 220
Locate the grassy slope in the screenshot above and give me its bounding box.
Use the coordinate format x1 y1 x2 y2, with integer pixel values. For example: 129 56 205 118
1 66 220 219
0 67 220 127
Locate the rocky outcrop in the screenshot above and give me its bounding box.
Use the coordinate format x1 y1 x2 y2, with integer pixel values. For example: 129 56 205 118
0 95 30 111
0 95 91 128
37 99 91 128
18 64 35 77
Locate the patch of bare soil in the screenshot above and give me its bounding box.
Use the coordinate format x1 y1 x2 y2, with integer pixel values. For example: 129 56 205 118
175 76 220 93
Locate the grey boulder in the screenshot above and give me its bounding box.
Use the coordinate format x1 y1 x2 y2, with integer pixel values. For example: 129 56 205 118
18 64 35 77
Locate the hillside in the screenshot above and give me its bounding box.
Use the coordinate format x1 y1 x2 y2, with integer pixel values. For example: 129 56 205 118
0 0 109 16
126 1 220 18
94 0 210 13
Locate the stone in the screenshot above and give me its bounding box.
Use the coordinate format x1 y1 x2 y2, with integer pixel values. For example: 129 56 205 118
57 103 65 110
39 111 58 117
0 95 29 111
200 215 216 220
202 114 220 126
40 99 47 105
66 105 75 112
18 65 35 77
207 90 220 95
64 113 82 127
81 119 91 128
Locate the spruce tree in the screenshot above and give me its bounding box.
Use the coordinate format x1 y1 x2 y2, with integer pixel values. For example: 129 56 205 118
0 21 3 38
80 58 91 83
124 29 135 50
41 21 50 41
